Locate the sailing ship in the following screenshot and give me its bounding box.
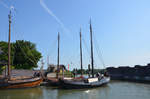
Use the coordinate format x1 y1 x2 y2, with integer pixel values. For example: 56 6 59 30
45 32 61 86
59 21 110 89
0 10 42 89
45 32 79 86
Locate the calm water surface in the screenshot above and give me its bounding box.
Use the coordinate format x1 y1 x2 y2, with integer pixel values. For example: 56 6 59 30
0 81 150 99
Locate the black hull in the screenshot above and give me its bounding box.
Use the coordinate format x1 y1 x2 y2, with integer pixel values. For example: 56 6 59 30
46 80 60 86
46 77 60 86
59 77 110 89
60 81 108 89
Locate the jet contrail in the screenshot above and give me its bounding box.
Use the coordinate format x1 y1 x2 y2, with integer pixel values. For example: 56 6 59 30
0 0 15 11
40 0 70 35
0 0 9 9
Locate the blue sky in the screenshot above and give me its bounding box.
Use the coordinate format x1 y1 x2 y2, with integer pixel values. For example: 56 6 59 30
0 0 150 70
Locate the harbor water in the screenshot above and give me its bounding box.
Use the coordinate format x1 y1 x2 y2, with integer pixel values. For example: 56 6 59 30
0 81 150 99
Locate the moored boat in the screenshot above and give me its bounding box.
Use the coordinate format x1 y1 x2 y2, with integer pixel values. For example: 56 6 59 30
45 32 61 86
59 20 110 89
0 77 42 89
0 10 43 89
59 76 110 89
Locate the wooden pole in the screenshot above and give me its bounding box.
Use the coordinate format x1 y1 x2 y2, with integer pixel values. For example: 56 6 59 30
5 65 7 77
88 64 91 78
47 55 49 68
56 32 60 78
90 20 94 78
8 10 11 79
40 59 44 78
80 28 83 76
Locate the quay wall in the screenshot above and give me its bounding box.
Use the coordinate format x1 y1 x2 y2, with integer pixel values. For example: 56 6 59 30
106 64 150 83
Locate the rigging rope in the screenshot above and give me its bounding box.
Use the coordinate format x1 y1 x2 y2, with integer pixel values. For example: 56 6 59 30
48 37 57 56
93 32 106 69
82 38 91 60
14 31 39 67
12 16 39 66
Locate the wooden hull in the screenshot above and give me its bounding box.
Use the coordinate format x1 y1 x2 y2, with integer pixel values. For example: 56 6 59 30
59 77 110 89
0 77 42 89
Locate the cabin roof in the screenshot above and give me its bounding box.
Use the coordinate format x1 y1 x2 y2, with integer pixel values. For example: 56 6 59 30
2 69 44 77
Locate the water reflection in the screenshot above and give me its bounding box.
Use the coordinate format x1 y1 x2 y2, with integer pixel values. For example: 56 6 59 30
57 85 110 99
0 87 42 99
42 86 58 99
0 81 150 99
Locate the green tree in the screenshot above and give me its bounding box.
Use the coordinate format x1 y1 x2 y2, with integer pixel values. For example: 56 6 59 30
13 40 42 69
0 41 14 73
0 40 42 71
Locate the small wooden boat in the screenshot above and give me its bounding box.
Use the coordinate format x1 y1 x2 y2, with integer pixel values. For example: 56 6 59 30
59 21 110 89
0 77 42 89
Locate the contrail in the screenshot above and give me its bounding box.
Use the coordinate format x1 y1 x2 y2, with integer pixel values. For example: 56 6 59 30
0 0 15 11
40 0 70 35
0 0 9 9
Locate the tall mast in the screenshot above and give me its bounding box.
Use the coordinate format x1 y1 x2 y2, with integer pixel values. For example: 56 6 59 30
56 32 60 78
47 55 49 67
80 28 83 76
8 10 11 79
90 20 94 78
